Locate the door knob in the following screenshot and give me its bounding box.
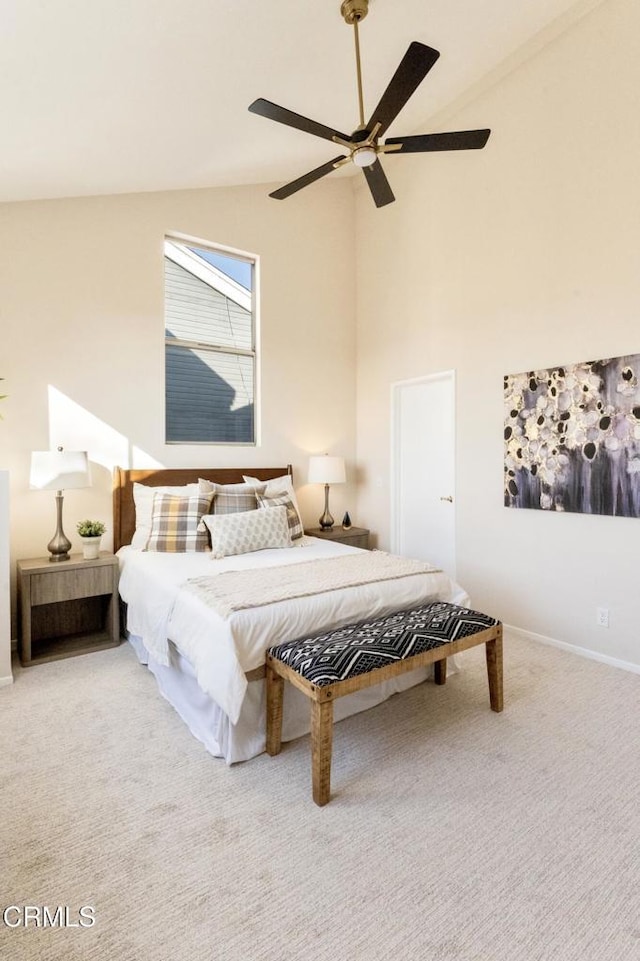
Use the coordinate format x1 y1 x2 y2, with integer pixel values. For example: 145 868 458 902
440 495 453 503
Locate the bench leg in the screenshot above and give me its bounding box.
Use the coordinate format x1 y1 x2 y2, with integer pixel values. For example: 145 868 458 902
266 664 284 756
485 631 504 713
434 658 447 685
311 698 334 807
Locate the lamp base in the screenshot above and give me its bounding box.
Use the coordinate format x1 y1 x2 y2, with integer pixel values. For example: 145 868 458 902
48 551 71 563
319 484 334 529
47 491 72 562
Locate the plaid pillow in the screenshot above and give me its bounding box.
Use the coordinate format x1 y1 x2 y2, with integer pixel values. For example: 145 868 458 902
198 479 266 515
256 491 303 540
145 492 213 552
131 482 200 549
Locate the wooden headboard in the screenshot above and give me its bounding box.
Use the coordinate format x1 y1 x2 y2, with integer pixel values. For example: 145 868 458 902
112 465 293 553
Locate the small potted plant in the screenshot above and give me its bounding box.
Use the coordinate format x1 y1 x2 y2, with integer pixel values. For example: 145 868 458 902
76 519 106 560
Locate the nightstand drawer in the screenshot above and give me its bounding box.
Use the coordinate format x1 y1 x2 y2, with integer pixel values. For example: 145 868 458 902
30 566 114 606
335 532 369 549
305 526 370 550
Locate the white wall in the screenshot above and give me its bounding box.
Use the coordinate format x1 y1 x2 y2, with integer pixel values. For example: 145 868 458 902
0 179 356 631
355 0 640 666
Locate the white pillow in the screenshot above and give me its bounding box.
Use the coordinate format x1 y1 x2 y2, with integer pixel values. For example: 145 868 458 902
202 505 292 559
243 474 302 521
131 482 199 549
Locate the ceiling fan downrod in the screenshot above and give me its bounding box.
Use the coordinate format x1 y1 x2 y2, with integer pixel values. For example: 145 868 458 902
340 0 369 128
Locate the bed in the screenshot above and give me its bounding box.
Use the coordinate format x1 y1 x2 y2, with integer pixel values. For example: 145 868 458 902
113 466 469 763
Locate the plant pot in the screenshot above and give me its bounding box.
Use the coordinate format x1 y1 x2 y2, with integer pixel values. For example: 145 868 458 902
80 536 101 560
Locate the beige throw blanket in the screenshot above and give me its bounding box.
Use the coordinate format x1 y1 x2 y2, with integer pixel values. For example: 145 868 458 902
185 551 440 619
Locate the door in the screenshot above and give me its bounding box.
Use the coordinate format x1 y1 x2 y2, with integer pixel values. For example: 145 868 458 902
391 371 456 578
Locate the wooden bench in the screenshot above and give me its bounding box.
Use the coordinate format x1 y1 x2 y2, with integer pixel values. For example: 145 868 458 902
266 601 503 805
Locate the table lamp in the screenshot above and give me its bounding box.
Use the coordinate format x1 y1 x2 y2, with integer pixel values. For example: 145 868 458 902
30 447 91 562
308 455 346 530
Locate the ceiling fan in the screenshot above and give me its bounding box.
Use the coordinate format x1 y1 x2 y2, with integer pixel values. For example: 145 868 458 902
248 0 491 208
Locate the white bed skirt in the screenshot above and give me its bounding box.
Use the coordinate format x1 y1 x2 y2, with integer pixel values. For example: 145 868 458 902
128 632 454 765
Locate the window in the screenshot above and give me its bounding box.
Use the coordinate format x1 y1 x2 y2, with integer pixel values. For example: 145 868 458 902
164 238 257 444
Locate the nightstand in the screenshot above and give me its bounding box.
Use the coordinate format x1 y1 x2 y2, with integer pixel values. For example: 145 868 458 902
305 526 370 550
18 553 120 666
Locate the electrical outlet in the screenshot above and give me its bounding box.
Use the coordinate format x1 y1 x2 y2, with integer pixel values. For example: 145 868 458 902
596 607 609 628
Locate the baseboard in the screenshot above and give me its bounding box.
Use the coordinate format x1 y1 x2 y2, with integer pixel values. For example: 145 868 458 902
0 673 14 687
505 623 640 676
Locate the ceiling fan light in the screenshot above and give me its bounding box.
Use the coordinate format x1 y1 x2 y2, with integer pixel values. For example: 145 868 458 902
352 146 377 167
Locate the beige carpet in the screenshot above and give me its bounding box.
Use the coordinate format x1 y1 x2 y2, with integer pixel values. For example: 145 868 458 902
1 634 639 961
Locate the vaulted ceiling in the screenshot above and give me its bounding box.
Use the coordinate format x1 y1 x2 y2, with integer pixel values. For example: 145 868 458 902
1 0 602 202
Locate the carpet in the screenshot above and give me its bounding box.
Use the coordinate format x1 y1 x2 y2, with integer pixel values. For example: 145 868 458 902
1 634 639 961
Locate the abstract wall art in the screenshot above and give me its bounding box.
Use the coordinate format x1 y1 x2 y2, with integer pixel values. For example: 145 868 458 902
504 353 640 517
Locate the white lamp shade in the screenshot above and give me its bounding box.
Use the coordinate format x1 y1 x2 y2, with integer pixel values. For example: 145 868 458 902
308 455 346 485
30 450 91 491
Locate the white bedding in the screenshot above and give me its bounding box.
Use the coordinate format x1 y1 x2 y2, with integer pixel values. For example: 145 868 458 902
118 537 469 729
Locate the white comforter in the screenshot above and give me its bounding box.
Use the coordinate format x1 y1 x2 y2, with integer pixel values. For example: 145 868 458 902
117 538 468 725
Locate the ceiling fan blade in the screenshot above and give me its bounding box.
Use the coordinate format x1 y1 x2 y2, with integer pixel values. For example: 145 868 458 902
269 156 348 200
249 98 351 144
362 159 395 208
366 42 440 138
385 129 491 153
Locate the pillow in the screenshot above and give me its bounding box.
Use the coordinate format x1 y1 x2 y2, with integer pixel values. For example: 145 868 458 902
132 482 199 549
198 479 266 515
145 492 213 552
243 473 302 520
256 491 303 540
202 505 292 559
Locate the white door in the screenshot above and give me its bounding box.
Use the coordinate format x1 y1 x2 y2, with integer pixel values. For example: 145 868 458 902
391 371 456 578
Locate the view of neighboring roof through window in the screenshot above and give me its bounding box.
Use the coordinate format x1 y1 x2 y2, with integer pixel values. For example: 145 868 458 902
164 239 257 444
191 247 252 291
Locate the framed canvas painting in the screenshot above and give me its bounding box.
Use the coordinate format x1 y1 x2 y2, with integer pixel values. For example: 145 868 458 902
504 354 640 517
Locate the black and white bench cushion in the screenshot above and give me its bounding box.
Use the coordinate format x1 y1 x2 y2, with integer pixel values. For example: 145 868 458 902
268 601 498 688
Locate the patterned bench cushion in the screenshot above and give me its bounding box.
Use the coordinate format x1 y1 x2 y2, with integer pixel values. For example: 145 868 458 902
268 601 499 688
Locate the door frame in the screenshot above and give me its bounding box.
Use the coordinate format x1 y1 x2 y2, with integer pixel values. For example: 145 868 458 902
390 370 456 568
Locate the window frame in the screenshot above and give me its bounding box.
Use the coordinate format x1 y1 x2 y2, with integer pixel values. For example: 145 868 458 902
164 234 260 446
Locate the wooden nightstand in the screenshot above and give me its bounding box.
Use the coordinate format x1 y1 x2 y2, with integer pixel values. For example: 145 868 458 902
305 526 370 550
17 553 120 666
